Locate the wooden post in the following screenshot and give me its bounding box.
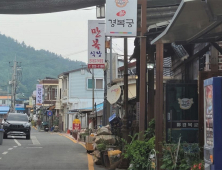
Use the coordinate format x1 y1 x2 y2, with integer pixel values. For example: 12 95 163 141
138 0 147 140
155 41 164 169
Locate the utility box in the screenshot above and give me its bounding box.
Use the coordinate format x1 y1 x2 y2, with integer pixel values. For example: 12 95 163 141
204 77 222 170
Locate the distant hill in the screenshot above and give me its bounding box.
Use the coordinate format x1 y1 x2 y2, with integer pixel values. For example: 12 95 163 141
0 34 86 97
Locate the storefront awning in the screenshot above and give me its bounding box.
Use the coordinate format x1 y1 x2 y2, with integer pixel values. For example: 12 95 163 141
0 106 9 114
151 0 222 45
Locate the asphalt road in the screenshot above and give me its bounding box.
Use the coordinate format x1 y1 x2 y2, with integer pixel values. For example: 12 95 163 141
0 127 106 170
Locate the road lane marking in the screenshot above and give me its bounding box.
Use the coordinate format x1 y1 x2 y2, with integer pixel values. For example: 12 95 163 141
31 136 40 145
14 139 21 146
87 154 94 170
26 147 42 148
0 157 2 160
8 148 13 150
13 146 17 148
2 152 8 155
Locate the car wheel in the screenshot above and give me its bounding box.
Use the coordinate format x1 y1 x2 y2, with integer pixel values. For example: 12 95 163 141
26 134 30 140
3 133 7 139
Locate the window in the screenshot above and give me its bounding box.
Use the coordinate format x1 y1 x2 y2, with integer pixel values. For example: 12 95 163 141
2 100 6 104
96 79 103 89
87 78 103 90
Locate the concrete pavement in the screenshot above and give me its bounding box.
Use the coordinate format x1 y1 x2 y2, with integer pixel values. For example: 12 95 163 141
0 127 106 170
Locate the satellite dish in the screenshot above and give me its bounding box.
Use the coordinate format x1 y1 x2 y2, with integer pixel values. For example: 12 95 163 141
107 85 121 104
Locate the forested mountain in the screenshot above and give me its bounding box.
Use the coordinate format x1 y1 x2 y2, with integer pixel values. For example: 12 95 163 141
0 34 86 97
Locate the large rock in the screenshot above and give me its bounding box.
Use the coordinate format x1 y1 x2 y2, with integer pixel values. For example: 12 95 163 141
93 150 101 159
93 155 102 165
95 135 116 145
97 126 112 136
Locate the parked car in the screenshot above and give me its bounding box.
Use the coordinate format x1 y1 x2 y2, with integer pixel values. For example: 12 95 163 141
3 113 31 139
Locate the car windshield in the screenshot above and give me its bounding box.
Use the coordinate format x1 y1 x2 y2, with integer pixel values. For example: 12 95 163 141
7 114 28 122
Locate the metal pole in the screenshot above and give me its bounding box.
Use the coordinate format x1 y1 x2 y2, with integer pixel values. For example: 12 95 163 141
95 102 97 129
103 38 108 126
110 37 113 116
122 37 129 141
148 46 155 123
92 69 95 128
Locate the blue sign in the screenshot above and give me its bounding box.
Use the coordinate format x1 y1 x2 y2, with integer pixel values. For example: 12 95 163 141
47 110 53 116
204 77 222 170
109 113 116 122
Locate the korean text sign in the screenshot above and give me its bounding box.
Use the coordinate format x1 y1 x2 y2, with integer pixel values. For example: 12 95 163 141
73 119 81 131
88 20 105 69
106 0 137 37
36 84 43 106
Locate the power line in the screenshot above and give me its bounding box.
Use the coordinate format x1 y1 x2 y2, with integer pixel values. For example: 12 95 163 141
22 49 87 67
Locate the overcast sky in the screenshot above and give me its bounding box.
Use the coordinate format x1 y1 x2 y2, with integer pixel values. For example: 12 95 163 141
0 7 134 63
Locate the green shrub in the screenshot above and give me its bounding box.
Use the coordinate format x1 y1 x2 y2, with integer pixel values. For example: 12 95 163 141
161 143 202 170
122 119 156 170
97 143 106 151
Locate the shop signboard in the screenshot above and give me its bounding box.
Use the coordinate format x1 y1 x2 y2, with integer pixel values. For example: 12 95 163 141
88 20 105 69
73 119 81 131
36 84 43 106
204 77 222 170
166 82 198 143
106 0 137 37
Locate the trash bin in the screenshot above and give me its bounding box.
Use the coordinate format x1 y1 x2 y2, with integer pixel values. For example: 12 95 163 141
0 129 5 145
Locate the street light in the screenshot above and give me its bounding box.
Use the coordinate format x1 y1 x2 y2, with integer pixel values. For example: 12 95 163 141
147 62 155 70
96 5 105 19
147 54 155 70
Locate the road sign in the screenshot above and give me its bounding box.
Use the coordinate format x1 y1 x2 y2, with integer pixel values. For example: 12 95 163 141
47 110 52 116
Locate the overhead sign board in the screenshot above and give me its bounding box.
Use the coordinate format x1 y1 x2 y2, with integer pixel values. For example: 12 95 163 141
107 85 121 104
88 20 105 69
106 0 137 37
36 84 43 106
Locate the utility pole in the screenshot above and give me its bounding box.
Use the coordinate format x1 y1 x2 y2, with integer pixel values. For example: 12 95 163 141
11 60 17 112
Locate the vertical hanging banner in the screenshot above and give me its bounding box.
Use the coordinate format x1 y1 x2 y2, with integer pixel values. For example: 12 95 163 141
106 0 137 37
36 84 43 106
88 20 105 69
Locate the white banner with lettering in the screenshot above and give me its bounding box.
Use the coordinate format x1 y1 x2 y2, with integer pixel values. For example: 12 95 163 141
36 84 43 106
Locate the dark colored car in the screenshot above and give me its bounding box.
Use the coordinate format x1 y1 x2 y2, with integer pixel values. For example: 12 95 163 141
3 113 31 140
